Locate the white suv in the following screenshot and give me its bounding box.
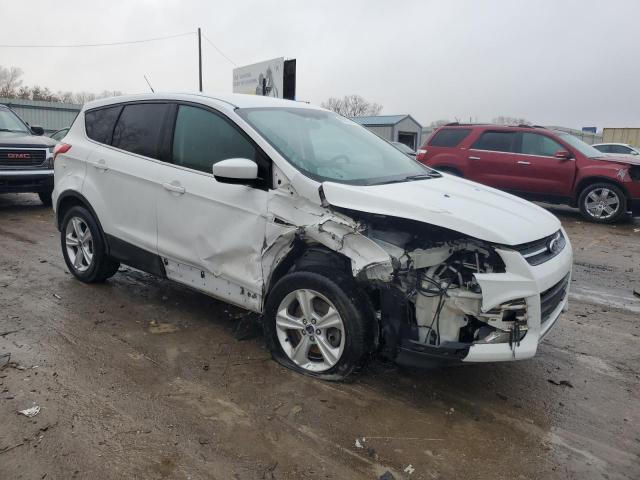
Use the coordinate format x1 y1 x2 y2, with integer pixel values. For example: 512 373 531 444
53 93 572 379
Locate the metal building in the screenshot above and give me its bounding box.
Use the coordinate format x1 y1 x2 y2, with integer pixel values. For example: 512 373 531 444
602 128 640 147
0 97 81 135
350 115 423 150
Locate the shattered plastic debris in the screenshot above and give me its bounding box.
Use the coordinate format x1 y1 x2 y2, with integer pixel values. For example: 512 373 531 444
404 464 415 475
355 437 365 448
53 293 61 299
18 405 41 417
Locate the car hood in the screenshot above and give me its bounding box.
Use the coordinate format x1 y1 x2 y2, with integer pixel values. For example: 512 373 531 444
0 131 56 148
322 175 560 246
594 155 640 167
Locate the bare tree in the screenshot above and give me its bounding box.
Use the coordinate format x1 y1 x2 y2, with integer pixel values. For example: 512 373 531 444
0 65 124 104
0 66 24 98
429 119 451 128
71 91 98 104
322 95 383 117
492 116 531 126
16 86 32 100
56 91 76 104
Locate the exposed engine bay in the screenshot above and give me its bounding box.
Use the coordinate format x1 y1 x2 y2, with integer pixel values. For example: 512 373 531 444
352 210 530 360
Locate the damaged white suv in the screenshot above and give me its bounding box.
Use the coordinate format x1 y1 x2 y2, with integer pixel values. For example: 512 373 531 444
53 93 572 379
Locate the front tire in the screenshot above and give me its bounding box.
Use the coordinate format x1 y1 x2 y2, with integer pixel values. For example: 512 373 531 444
60 206 120 283
263 268 374 380
578 183 627 223
38 189 53 206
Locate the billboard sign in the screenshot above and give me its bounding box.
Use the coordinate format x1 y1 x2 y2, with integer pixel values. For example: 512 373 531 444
233 58 296 100
233 57 284 98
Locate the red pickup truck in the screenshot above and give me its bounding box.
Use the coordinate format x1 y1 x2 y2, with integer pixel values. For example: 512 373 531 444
417 124 640 223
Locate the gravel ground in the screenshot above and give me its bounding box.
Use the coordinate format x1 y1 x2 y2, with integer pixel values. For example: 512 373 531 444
0 193 638 480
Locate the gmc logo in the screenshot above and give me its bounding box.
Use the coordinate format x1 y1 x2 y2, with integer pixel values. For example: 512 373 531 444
7 153 30 159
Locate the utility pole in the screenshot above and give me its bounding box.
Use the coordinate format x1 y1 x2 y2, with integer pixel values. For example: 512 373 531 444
198 27 203 92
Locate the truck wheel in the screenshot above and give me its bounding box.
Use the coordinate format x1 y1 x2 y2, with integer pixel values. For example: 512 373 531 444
578 183 627 223
60 206 120 283
263 268 374 381
38 189 53 206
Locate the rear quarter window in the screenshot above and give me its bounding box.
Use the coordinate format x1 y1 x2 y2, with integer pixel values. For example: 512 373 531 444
429 128 471 147
85 106 123 144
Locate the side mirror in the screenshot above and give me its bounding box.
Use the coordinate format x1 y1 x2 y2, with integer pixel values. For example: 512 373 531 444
554 150 572 160
631 150 639 156
30 125 45 136
212 158 258 183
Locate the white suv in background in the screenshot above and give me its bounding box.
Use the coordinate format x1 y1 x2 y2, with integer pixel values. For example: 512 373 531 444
53 93 572 379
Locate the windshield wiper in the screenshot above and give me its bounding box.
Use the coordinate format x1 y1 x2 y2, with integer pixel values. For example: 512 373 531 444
370 172 440 185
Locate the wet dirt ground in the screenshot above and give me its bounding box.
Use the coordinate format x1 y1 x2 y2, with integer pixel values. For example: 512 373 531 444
0 193 638 480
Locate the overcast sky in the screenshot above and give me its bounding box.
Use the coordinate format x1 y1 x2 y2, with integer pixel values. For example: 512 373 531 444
1 0 639 129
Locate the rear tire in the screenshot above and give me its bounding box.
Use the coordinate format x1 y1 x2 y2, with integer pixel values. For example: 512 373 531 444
38 189 53 206
578 183 627 224
263 268 374 381
60 206 120 283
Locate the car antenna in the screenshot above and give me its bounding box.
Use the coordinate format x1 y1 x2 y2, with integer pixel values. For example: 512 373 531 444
144 75 155 93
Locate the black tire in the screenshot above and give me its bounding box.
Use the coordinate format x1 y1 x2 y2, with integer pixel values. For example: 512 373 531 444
263 267 374 381
38 189 53 206
60 206 120 283
578 182 627 224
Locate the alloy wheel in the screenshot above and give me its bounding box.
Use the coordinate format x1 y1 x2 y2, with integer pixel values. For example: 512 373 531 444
65 216 94 272
584 187 620 220
275 289 345 372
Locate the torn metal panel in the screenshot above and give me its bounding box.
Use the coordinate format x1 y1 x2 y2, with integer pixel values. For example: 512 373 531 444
263 192 394 283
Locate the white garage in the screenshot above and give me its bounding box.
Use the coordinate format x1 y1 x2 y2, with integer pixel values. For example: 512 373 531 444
350 114 423 150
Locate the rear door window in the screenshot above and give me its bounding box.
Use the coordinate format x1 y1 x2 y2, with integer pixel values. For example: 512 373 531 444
429 128 471 147
520 132 563 157
112 103 171 159
471 131 517 152
85 106 123 144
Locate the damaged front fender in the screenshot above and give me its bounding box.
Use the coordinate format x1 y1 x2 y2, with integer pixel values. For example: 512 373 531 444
261 193 395 301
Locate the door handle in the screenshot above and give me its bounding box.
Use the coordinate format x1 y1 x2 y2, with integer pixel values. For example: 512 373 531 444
94 159 108 171
162 182 186 194
517 161 531 165
468 156 481 160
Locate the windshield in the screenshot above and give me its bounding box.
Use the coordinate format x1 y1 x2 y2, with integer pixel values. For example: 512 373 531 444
556 132 604 158
0 108 29 134
237 107 435 185
392 142 414 154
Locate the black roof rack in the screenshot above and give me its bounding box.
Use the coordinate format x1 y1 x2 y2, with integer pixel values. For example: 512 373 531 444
441 122 546 129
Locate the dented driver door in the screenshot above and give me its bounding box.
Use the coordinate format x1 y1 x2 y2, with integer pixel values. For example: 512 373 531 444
155 104 269 311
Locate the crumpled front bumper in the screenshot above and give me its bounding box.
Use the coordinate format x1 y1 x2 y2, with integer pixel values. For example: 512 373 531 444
464 228 572 362
392 228 573 367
